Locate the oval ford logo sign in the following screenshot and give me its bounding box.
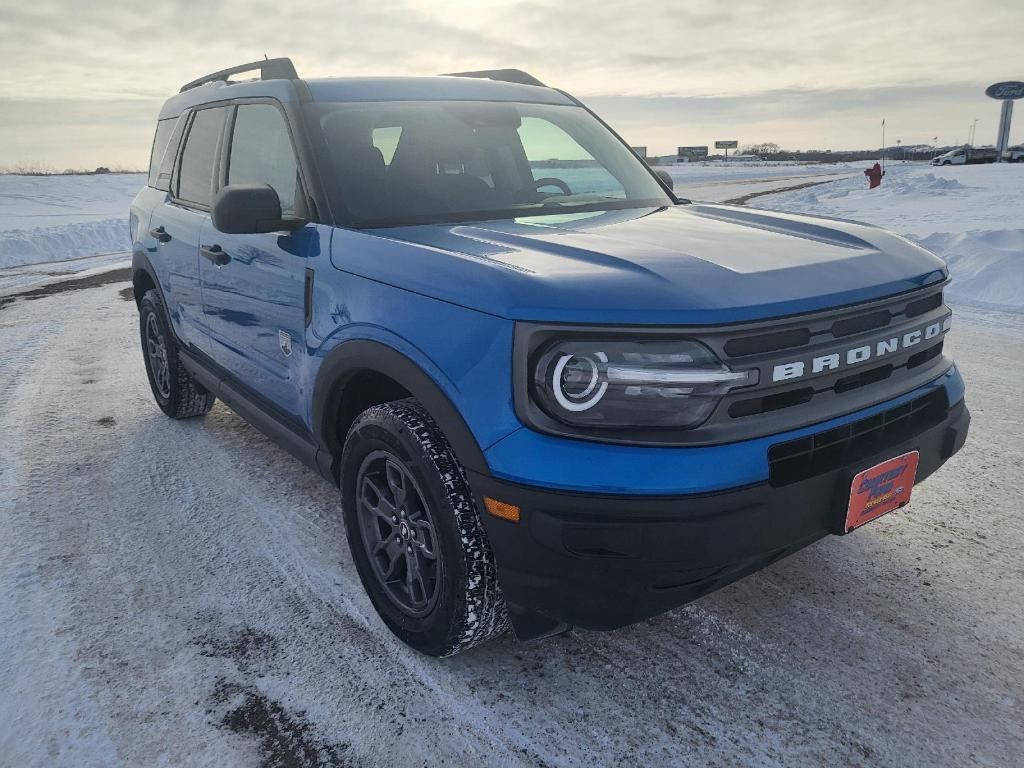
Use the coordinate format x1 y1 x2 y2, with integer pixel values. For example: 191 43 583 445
985 81 1024 100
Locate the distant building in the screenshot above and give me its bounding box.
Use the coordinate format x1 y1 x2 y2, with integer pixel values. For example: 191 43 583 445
677 146 709 162
631 146 648 158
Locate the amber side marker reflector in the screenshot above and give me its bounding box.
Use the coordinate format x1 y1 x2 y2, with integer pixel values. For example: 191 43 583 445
484 497 520 523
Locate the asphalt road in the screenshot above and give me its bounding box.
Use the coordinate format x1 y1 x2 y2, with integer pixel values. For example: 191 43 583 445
0 270 1021 767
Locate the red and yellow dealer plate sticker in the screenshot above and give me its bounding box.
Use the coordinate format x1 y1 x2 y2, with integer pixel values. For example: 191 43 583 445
845 451 920 532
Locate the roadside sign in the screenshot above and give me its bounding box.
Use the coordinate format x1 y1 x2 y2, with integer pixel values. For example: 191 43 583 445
986 81 1023 161
714 140 738 149
677 146 708 159
985 81 1024 100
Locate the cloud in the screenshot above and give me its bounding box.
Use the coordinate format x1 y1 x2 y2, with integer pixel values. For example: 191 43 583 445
0 0 1020 166
589 81 1023 154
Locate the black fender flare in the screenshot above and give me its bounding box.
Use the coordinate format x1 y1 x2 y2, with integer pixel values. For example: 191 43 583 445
311 339 490 478
131 250 169 311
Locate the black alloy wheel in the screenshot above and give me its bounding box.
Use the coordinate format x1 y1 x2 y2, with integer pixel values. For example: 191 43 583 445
355 450 441 617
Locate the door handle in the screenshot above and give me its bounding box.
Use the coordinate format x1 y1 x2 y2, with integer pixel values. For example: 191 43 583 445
150 226 171 243
201 244 231 267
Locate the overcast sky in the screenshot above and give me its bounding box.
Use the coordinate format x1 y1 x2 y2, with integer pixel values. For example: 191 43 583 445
0 0 1021 169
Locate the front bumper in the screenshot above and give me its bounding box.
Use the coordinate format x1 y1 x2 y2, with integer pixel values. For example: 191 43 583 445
470 395 970 641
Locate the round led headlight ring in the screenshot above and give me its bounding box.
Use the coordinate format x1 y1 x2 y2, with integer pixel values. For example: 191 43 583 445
552 351 608 412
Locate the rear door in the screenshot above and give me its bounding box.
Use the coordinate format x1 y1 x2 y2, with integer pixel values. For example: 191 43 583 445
199 101 315 424
146 105 228 351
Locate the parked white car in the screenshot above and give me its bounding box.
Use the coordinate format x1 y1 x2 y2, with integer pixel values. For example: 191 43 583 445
931 146 998 165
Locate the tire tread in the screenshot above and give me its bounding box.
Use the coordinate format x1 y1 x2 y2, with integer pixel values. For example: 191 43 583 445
348 399 510 656
140 289 215 419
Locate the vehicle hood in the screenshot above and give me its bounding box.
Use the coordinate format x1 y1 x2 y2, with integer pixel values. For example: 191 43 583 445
336 204 947 325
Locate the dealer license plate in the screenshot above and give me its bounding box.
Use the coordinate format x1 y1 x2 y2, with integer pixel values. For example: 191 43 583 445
844 451 920 533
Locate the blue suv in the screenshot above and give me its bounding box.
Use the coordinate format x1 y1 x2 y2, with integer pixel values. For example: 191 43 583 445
130 58 969 656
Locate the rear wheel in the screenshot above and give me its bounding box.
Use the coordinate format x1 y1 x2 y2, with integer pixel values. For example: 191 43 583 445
341 399 509 656
139 289 215 419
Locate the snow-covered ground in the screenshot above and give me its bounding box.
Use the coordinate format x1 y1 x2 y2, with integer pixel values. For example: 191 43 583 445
752 163 1024 311
1 163 1023 767
665 160 857 185
0 173 142 269
1 280 1021 767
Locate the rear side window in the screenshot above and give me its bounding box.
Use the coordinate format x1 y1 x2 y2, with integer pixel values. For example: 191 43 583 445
148 119 176 187
176 107 226 207
227 104 299 215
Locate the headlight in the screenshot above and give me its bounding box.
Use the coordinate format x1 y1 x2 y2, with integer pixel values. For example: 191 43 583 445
531 339 756 429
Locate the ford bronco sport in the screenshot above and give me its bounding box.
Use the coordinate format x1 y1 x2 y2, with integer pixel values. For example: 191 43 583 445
130 58 969 656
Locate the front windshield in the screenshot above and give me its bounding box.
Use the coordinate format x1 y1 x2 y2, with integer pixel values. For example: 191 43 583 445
313 100 673 227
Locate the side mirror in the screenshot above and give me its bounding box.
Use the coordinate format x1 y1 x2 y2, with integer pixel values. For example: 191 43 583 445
653 167 674 191
211 183 304 234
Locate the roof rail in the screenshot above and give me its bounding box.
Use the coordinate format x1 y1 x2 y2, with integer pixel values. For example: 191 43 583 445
442 69 546 87
179 57 298 93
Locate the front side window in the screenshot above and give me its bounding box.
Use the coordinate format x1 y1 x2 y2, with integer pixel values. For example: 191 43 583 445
518 116 626 199
177 107 226 207
372 126 402 165
315 100 671 226
227 103 299 216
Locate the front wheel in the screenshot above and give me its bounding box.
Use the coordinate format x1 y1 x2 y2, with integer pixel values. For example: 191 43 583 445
340 399 509 656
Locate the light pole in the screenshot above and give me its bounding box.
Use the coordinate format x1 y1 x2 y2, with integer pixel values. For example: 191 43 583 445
881 118 886 172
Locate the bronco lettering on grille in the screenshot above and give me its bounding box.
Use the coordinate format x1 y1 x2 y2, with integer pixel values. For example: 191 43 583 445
772 316 951 382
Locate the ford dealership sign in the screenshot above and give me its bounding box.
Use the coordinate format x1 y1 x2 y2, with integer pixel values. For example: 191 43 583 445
985 81 1024 100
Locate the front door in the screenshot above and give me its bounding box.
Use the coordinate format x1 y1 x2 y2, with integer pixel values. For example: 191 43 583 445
199 102 314 424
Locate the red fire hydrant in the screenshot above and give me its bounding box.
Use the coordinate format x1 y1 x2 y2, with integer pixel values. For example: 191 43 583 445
864 162 884 189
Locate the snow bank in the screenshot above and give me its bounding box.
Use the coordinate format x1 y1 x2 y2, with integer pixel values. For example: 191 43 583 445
0 173 143 267
753 163 1024 311
917 229 1024 309
0 218 129 268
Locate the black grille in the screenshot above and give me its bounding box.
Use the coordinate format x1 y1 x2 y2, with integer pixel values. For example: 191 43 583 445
834 362 893 394
724 328 811 357
729 387 814 418
907 341 943 369
831 310 891 338
905 292 943 318
722 289 945 362
767 389 948 487
727 340 942 419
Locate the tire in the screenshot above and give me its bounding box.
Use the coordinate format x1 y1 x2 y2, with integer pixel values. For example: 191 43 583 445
340 399 510 656
138 289 216 419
